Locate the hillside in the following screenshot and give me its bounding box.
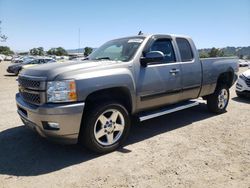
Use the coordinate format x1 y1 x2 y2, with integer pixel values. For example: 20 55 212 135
67 48 97 54
198 46 250 58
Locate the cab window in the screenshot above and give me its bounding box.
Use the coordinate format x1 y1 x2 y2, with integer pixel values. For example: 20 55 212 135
149 39 176 63
176 38 194 62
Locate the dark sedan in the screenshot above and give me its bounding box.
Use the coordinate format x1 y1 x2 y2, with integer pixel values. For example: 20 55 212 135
7 58 55 75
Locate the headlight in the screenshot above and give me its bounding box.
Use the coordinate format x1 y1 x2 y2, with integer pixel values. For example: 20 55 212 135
47 80 77 103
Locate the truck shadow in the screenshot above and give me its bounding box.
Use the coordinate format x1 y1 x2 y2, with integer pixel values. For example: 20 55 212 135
3 74 17 77
231 96 250 104
0 103 215 176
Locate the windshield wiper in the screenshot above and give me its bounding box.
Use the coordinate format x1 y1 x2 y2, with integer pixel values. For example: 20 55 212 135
95 57 111 60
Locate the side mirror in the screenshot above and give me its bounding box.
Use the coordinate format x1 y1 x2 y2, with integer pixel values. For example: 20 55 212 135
140 51 164 67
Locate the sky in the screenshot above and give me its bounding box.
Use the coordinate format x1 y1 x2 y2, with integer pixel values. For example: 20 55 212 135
0 0 250 51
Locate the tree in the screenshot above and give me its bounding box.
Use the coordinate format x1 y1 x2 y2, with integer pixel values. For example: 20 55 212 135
29 47 45 56
0 21 8 42
47 48 56 55
239 54 244 59
84 47 93 56
47 47 68 56
56 47 68 56
29 48 38 55
208 47 224 57
37 47 44 55
18 52 29 56
199 51 209 58
0 46 14 55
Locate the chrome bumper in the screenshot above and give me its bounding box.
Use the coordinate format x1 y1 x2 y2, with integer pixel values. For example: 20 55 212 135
16 93 85 144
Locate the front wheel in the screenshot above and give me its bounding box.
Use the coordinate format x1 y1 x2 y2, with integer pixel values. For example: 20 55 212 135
207 85 230 114
79 101 130 153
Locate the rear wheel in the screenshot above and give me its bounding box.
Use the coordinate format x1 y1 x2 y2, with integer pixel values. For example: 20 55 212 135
79 101 130 153
207 85 229 114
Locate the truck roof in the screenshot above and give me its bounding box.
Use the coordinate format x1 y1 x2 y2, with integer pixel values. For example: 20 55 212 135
115 33 192 40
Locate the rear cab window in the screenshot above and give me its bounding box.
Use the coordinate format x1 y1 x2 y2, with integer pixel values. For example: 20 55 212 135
176 38 194 62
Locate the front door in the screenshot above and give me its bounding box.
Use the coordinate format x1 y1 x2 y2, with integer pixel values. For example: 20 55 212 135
137 37 182 111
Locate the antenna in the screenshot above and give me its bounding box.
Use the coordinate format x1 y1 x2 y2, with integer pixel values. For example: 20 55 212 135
78 28 80 54
138 31 143 35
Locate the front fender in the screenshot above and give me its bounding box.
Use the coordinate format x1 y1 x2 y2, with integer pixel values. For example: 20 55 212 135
75 68 136 109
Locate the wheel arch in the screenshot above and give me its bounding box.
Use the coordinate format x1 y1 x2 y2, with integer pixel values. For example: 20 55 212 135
216 69 235 88
83 86 134 114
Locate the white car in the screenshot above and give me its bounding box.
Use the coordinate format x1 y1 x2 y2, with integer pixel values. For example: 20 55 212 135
0 54 6 62
236 69 250 97
0 56 4 62
238 60 249 67
5 56 13 61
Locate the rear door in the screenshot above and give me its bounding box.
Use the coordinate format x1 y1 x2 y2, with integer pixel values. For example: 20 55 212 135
137 36 182 110
175 38 202 100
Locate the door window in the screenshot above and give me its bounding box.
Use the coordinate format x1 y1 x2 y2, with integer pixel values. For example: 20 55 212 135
149 39 176 63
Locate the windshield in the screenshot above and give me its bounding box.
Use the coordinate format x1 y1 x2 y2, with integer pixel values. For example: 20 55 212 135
88 37 145 62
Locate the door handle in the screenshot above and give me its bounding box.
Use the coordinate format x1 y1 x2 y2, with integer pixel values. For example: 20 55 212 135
169 69 180 74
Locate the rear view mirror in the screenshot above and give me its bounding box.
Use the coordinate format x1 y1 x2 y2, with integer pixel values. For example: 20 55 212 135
140 51 164 67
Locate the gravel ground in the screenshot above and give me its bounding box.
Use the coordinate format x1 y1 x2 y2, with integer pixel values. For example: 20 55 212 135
0 61 249 188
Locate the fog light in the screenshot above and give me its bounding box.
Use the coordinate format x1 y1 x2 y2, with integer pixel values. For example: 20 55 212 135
42 121 60 130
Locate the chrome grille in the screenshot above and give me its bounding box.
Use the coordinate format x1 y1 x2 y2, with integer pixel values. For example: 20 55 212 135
18 77 40 89
20 90 41 104
18 76 46 105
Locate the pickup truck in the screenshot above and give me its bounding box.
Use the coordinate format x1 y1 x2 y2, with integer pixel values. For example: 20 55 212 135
16 34 238 153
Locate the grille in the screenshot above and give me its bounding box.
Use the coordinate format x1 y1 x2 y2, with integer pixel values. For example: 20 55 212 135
20 91 41 104
18 76 45 105
245 77 250 87
18 77 41 89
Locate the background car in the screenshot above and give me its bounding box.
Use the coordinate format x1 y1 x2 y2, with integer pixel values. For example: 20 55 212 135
4 56 13 61
0 55 5 63
236 69 250 97
22 58 56 69
11 56 35 64
238 59 249 67
7 58 55 75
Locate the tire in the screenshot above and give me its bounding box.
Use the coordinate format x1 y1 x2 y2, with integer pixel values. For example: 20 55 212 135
15 68 21 76
207 85 230 114
79 101 131 153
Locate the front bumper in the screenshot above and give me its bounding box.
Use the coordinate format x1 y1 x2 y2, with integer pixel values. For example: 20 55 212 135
16 93 85 144
7 67 14 74
7 67 19 74
236 77 250 97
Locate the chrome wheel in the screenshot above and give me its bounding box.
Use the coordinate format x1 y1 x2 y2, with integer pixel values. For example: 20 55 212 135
218 89 228 109
94 109 125 146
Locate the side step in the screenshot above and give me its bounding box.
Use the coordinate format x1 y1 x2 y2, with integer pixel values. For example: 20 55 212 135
139 100 200 122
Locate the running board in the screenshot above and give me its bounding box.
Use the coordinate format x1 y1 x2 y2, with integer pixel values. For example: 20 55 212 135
139 100 200 122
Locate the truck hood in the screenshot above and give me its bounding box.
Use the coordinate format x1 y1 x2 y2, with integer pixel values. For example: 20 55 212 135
22 64 37 69
242 69 250 78
20 60 119 80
